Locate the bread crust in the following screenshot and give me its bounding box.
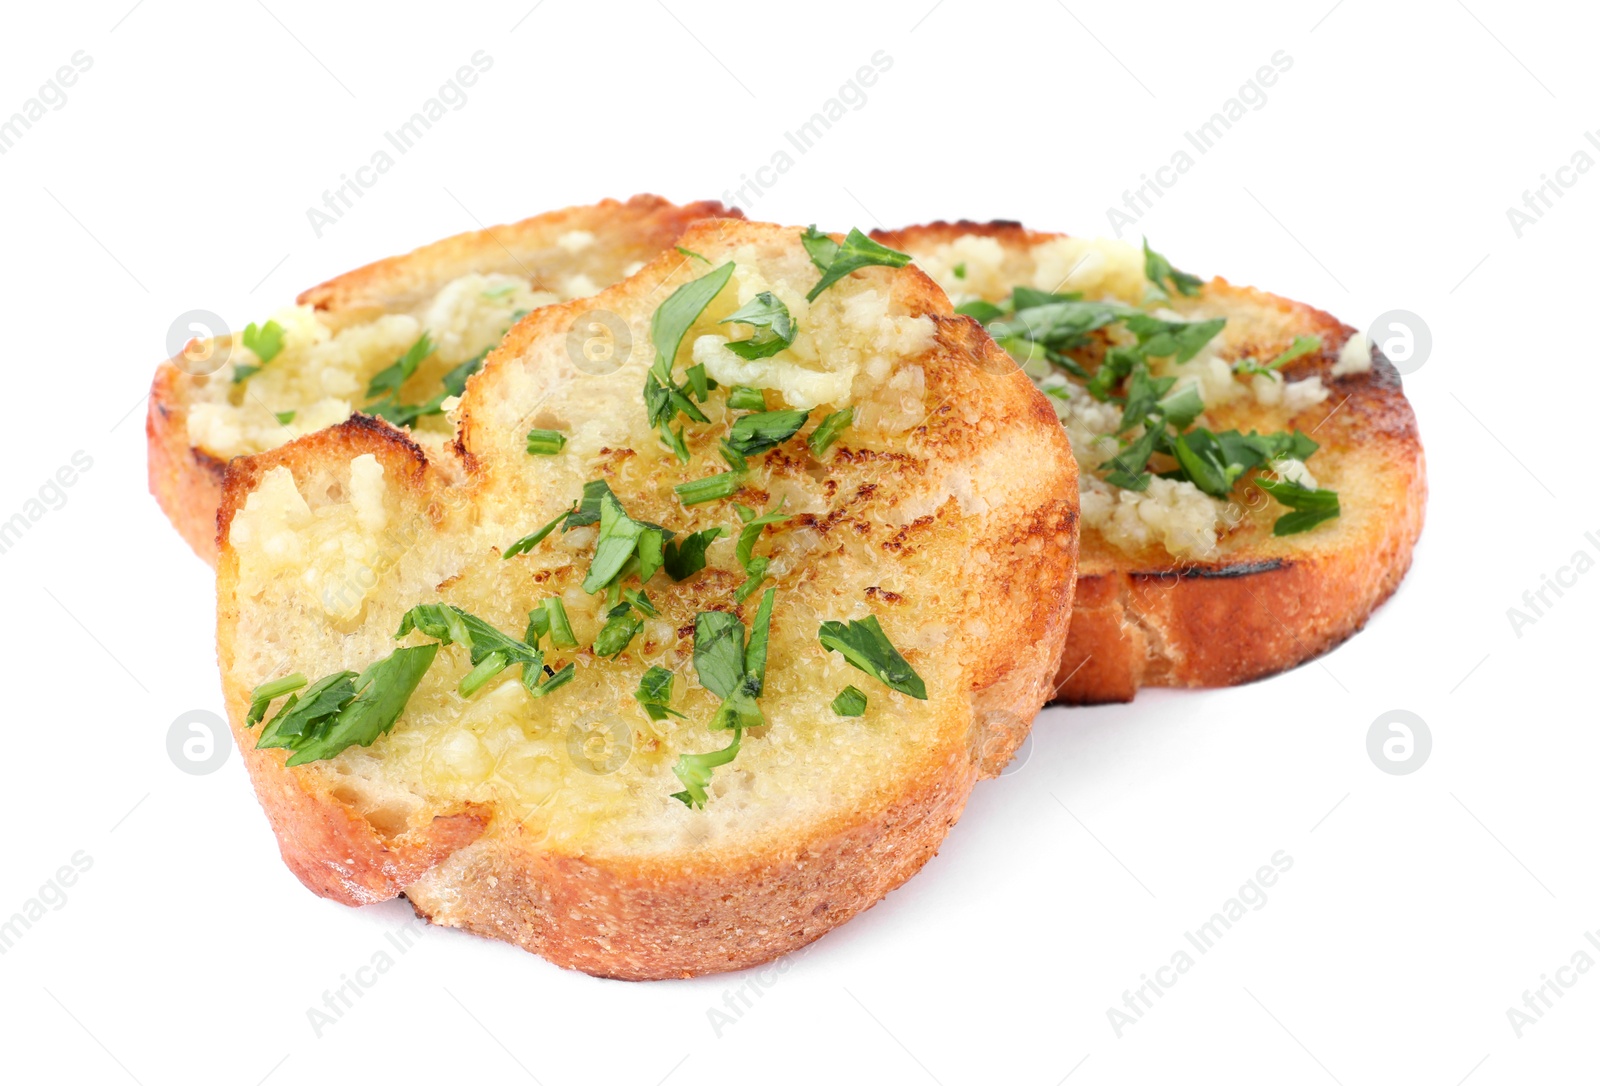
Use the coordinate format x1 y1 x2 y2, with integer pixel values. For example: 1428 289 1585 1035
878 221 1426 703
150 195 741 564
216 221 1079 978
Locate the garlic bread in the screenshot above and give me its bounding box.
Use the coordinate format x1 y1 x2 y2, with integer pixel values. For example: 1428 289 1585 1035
216 219 1079 978
877 221 1425 703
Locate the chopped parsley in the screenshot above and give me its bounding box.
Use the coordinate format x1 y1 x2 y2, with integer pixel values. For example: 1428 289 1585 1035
274 410 296 425
801 226 912 302
253 645 438 766
732 501 788 603
719 292 796 360
396 603 558 696
645 262 731 449
366 334 434 401
1255 477 1341 536
672 587 776 807
663 527 724 581
831 685 868 716
986 279 1341 536
817 615 927 700
634 665 684 721
233 319 285 383
725 408 809 458
1142 238 1204 297
1234 335 1323 378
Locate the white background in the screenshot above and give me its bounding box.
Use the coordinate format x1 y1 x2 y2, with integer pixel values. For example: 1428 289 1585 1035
0 0 1594 1082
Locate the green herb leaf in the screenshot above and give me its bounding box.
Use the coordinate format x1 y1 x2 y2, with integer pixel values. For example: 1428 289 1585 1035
584 492 647 593
719 292 797 360
1256 477 1342 535
502 501 578 559
396 603 544 694
274 410 296 425
743 587 775 697
676 245 710 265
955 299 1007 323
804 228 912 302
674 471 745 507
808 407 854 457
670 729 741 809
726 409 809 457
646 262 733 428
693 611 747 701
246 673 307 728
831 685 868 716
366 334 434 401
242 320 285 365
530 662 575 698
663 527 724 581
258 645 439 767
1143 238 1204 297
593 604 644 658
634 665 685 721
526 429 566 456
817 615 927 700
726 385 768 412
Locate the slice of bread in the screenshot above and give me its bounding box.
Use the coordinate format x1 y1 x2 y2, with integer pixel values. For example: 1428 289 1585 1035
216 219 1080 978
876 221 1425 703
149 194 738 563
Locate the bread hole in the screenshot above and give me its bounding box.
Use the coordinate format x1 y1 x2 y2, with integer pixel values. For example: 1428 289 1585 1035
324 482 345 502
331 785 412 838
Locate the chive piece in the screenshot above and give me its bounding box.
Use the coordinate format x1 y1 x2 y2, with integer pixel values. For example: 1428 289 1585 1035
593 607 644 658
526 429 567 456
502 501 577 559
458 651 510 697
542 597 579 648
831 685 868 716
246 673 308 728
530 662 575 697
275 410 296 425
727 385 767 412
808 407 854 456
674 471 745 507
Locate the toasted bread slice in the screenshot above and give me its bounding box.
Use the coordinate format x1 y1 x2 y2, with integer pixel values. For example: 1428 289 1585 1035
876 222 1425 703
149 195 739 562
216 219 1079 979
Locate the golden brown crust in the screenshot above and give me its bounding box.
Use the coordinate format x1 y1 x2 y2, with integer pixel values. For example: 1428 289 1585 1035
879 222 1426 703
147 359 232 561
216 221 1079 978
149 195 742 565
